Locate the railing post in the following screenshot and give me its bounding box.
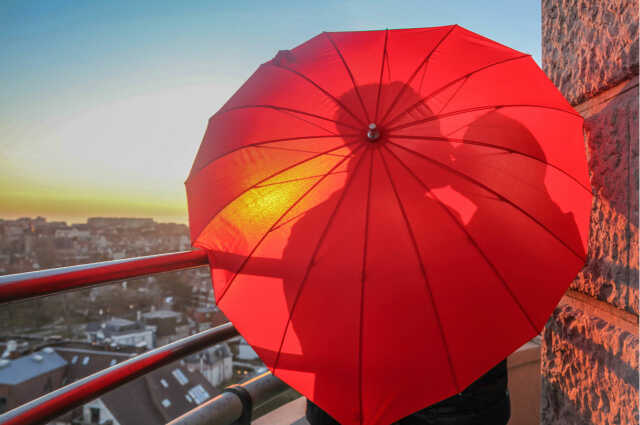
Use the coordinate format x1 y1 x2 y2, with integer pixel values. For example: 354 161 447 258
168 372 291 425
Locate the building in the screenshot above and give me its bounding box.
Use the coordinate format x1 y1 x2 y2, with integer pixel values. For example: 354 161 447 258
85 318 154 350
0 348 67 413
87 218 154 229
141 310 191 347
184 343 233 387
75 361 219 424
540 1 639 424
191 307 229 332
54 228 90 240
236 338 259 361
54 346 135 386
54 344 217 424
0 340 221 424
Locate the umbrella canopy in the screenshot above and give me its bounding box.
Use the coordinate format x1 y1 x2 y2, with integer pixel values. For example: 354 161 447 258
186 25 591 425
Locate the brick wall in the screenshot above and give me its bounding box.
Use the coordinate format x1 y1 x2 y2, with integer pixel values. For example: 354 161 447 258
541 0 639 424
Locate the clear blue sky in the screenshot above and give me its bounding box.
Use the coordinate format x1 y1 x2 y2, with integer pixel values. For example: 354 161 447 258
0 0 541 224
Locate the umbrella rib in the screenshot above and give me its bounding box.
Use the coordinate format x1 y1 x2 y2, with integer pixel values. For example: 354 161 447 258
358 148 375 424
434 74 469 115
381 54 530 128
378 147 461 393
387 104 583 133
216 104 362 131
387 140 586 262
215 144 366 305
388 135 592 193
377 25 457 125
324 32 372 124
373 29 389 123
187 135 356 182
276 107 342 135
255 171 348 188
272 148 371 375
269 62 367 127
254 145 350 157
191 142 359 245
382 144 540 334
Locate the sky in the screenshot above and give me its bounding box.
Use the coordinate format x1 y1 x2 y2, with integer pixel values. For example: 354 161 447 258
0 0 541 225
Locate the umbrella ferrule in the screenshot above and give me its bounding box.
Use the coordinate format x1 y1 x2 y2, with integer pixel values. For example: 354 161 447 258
367 123 380 141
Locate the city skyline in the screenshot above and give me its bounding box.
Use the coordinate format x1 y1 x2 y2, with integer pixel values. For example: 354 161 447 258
1 1 542 225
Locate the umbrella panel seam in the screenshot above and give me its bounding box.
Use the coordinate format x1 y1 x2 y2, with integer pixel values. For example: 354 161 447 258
215 104 362 132
255 171 349 189
252 145 352 158
358 148 375 424
274 107 342 136
433 74 470 116
187 135 350 181
373 29 390 124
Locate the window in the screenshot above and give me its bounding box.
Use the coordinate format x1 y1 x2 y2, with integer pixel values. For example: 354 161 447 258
90 407 100 424
161 399 171 408
44 377 53 393
160 378 168 388
0 397 6 414
185 394 193 403
172 368 188 385
110 359 117 366
82 356 89 365
188 385 210 405
71 355 78 364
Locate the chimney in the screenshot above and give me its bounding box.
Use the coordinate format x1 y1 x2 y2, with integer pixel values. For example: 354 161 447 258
2 340 17 359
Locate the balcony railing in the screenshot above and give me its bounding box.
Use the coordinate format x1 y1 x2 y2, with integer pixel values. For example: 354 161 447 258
0 250 291 425
0 250 209 303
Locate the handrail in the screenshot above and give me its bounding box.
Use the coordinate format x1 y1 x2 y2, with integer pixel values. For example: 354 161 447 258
0 250 209 304
168 372 291 425
0 323 239 425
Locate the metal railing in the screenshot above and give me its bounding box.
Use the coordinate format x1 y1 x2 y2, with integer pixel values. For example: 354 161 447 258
169 372 291 425
0 250 293 425
0 250 209 304
0 324 238 425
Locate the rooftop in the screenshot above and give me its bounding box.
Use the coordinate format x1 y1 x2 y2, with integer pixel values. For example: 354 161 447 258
142 309 183 319
100 361 219 423
0 348 67 385
86 317 149 337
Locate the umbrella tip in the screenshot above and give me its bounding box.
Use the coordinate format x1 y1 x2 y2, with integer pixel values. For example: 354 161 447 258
367 123 380 141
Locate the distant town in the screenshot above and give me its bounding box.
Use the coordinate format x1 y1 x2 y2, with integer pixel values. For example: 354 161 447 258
0 216 283 424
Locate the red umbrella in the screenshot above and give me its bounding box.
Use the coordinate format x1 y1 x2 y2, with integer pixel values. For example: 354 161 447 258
186 25 591 425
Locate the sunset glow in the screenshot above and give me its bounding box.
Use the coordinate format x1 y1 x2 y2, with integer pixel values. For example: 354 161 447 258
1 1 541 224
